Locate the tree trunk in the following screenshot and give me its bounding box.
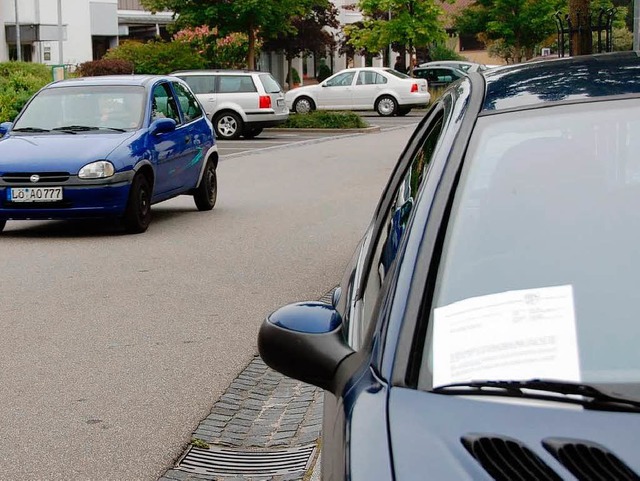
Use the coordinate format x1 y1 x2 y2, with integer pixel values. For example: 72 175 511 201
569 0 592 56
287 56 293 90
247 26 256 70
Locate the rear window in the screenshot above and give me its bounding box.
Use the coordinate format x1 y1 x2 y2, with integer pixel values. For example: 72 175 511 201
259 74 282 94
384 68 411 79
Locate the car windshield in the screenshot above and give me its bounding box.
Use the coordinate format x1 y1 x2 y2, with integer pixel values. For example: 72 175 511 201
13 85 146 133
259 73 282 94
424 98 640 395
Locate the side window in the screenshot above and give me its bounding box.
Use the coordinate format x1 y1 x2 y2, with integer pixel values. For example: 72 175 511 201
151 83 181 124
172 82 203 123
181 76 216 94
375 73 388 84
350 112 445 349
357 71 377 85
217 75 257 93
325 72 355 87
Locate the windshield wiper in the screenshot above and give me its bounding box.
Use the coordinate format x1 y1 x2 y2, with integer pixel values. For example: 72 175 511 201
432 379 640 412
12 127 50 133
52 125 127 133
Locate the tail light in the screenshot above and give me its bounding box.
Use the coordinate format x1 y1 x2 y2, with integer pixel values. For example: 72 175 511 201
411 83 419 93
259 95 272 109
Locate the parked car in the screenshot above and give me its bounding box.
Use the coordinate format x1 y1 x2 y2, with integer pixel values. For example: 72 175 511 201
259 51 640 480
285 67 430 117
412 65 467 89
172 70 289 140
418 60 489 72
0 75 218 234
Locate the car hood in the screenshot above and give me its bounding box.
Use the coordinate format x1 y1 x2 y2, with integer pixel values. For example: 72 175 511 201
388 387 640 480
0 132 137 173
285 85 318 99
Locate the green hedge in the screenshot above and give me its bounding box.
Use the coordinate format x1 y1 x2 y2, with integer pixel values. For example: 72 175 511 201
283 111 369 129
104 40 205 75
0 62 51 122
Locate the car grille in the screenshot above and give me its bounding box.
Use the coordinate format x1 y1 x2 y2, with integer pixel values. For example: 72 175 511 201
543 438 640 481
462 434 561 481
2 172 71 184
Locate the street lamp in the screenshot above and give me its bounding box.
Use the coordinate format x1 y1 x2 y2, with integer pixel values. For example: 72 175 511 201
14 0 22 61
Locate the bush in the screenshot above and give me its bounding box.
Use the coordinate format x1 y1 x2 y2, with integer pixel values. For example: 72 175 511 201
429 44 466 62
316 64 332 82
0 62 51 122
104 40 205 75
283 111 368 129
78 58 134 76
286 67 301 86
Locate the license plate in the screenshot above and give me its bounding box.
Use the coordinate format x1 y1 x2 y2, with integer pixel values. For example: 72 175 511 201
420 85 427 92
7 186 63 202
277 98 285 106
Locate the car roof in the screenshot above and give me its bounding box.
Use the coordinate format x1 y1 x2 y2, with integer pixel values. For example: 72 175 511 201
481 51 640 112
48 75 174 88
171 70 268 75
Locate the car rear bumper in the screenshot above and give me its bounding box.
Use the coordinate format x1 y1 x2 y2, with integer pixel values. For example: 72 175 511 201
0 183 130 220
245 112 289 129
398 93 431 107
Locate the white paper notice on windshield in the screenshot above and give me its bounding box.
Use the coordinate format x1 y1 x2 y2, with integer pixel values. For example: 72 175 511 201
432 285 580 388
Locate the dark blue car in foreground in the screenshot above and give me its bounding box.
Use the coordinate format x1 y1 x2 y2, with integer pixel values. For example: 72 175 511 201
0 75 218 233
259 52 640 480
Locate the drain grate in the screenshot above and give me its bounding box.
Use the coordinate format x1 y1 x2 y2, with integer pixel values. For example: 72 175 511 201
177 443 317 477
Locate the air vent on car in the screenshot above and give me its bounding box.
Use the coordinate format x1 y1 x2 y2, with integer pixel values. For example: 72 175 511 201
462 434 561 481
542 438 640 481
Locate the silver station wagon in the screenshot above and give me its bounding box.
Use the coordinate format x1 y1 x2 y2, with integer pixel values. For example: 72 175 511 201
173 70 289 140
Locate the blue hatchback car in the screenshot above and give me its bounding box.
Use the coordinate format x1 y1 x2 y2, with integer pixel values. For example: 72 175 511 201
0 75 218 233
259 52 640 480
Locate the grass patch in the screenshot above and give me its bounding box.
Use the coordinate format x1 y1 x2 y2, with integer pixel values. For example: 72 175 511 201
283 111 369 129
190 438 210 449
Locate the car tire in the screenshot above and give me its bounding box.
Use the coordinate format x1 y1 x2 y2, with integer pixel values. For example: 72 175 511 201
193 158 217 211
397 107 412 116
243 127 263 139
123 173 152 234
375 95 398 117
214 112 243 140
293 97 315 114
0 220 6 233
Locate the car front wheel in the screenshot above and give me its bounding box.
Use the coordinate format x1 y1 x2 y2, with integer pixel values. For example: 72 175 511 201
214 112 243 140
193 158 217 211
293 97 315 114
123 173 152 234
375 95 398 117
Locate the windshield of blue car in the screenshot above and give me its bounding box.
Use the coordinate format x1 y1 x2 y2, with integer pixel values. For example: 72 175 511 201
13 85 146 133
422 98 640 396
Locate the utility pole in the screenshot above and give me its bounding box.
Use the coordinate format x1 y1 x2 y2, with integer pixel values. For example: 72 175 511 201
57 0 64 65
634 0 640 50
14 0 22 61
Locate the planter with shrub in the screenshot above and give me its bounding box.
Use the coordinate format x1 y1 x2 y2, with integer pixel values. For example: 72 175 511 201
283 111 369 129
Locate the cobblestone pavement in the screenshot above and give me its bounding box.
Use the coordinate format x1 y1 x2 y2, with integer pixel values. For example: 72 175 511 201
159 292 334 481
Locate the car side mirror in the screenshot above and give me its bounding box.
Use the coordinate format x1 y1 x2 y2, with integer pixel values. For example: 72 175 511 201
149 118 176 135
0 122 13 136
321 82 328 87
258 301 354 393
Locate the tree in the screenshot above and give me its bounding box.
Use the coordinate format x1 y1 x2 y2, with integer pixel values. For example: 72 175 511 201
345 0 448 75
142 0 316 69
262 1 339 86
455 0 562 63
569 0 592 55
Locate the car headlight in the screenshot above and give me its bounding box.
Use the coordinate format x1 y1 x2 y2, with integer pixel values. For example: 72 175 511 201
78 161 115 179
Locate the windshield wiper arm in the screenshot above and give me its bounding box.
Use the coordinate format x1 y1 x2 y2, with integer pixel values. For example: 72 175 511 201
433 379 640 412
12 127 50 132
52 125 127 133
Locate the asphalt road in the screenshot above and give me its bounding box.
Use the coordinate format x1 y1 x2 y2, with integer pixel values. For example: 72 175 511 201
0 126 414 480
216 110 426 158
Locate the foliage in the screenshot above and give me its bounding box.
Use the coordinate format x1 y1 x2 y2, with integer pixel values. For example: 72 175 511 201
0 62 51 121
283 111 369 129
455 0 562 63
142 0 319 69
612 26 633 50
173 26 252 69
286 68 301 85
428 43 466 61
104 40 205 74
78 58 134 76
346 0 447 71
316 63 332 82
191 439 210 449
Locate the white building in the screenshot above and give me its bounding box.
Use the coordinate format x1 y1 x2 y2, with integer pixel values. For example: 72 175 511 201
0 0 172 65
